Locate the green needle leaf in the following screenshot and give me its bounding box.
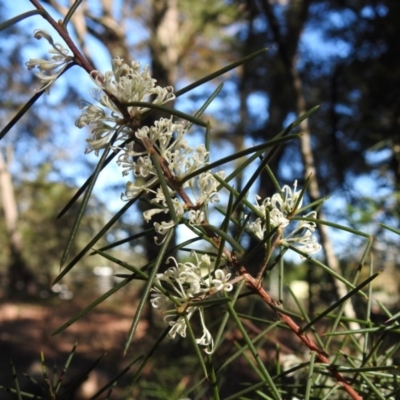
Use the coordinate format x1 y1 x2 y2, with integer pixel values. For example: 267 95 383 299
52 275 135 335
123 229 173 355
180 134 299 184
59 137 115 267
11 360 22 400
55 343 77 394
122 101 208 127
0 10 41 31
1 63 75 141
175 48 268 97
53 197 138 285
0 92 43 141
63 0 83 27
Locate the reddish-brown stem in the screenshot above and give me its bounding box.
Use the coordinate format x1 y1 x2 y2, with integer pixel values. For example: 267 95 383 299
238 264 362 400
29 1 133 123
142 137 196 208
30 0 93 75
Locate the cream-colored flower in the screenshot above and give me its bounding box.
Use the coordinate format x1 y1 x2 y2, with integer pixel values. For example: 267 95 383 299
150 252 234 353
26 30 73 93
249 182 320 258
76 58 175 152
281 212 321 257
89 58 175 119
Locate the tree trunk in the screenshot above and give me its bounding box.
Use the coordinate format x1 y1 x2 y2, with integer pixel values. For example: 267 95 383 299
0 148 36 297
261 0 360 328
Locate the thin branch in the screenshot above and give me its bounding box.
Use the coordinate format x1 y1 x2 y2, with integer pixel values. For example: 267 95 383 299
236 261 363 400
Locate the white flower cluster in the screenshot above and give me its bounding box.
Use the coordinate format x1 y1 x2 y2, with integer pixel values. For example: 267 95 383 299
248 181 321 257
74 57 223 239
150 252 233 353
118 117 224 235
76 56 175 154
26 30 73 93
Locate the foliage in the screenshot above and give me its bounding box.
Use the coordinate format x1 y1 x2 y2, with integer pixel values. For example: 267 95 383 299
0 344 138 400
1 1 400 400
